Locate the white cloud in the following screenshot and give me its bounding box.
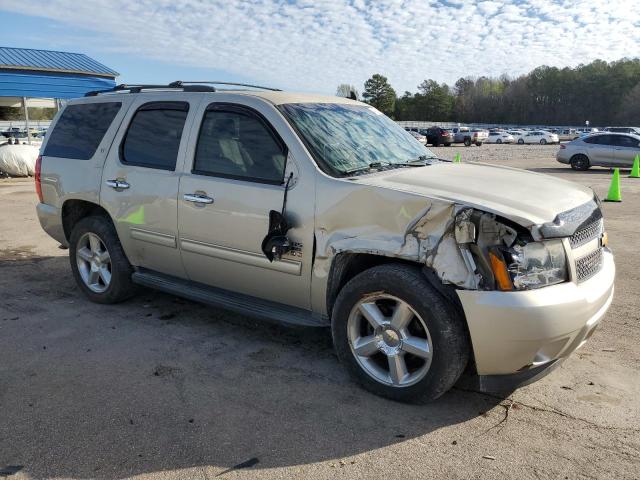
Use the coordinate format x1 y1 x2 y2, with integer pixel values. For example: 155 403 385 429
0 0 638 93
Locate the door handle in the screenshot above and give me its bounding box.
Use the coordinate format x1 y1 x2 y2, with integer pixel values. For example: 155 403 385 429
106 179 130 189
183 193 214 204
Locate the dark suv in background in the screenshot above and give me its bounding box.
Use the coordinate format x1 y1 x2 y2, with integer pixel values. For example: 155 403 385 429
425 127 453 147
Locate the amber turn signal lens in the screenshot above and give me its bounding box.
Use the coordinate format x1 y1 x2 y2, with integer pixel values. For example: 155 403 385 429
489 251 513 291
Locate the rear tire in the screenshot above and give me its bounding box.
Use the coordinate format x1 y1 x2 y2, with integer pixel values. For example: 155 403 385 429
496 138 502 144
445 143 451 147
332 264 469 403
432 140 440 147
69 215 136 304
518 138 524 144
570 154 590 171
540 139 547 145
464 138 471 147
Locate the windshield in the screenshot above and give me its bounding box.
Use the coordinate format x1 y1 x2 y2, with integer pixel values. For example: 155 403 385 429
279 103 438 176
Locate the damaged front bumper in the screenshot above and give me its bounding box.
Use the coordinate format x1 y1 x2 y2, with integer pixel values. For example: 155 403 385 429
457 249 614 380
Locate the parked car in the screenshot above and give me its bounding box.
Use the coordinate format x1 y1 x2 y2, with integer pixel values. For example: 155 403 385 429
516 130 559 144
557 132 640 170
507 130 526 142
576 128 599 135
558 129 580 142
1 127 23 138
603 127 640 135
35 83 614 403
485 131 515 144
425 126 454 146
408 130 427 144
450 127 486 146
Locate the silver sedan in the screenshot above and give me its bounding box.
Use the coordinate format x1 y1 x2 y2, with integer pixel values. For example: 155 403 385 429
556 132 640 170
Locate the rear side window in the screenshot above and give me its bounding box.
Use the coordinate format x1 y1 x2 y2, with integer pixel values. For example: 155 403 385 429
121 102 189 170
584 135 612 145
193 106 287 184
43 102 121 159
612 135 638 147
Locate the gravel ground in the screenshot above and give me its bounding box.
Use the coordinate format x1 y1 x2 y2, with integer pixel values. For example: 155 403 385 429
1 144 639 479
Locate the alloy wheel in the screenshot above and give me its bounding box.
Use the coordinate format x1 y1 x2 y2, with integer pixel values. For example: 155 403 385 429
347 294 433 387
76 232 112 293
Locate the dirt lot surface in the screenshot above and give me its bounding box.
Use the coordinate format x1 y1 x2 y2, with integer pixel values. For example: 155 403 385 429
1 144 639 479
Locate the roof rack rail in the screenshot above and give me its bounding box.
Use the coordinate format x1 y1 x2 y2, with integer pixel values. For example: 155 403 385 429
169 80 282 91
85 83 216 97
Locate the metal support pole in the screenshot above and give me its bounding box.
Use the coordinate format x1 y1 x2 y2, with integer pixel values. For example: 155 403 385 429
22 96 31 145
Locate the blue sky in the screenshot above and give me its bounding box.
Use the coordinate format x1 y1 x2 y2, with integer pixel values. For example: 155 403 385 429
0 1 638 94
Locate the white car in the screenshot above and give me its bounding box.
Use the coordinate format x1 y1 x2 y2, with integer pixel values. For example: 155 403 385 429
508 130 526 143
408 130 427 144
516 130 559 145
485 131 515 144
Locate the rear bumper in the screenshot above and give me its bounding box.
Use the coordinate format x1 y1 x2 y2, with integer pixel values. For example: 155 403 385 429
36 202 67 246
556 150 572 163
457 250 615 376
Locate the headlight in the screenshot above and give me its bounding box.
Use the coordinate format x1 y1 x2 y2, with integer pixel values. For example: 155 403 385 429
506 239 568 290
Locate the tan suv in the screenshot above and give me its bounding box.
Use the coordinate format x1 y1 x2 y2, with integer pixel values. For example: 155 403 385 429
35 82 615 403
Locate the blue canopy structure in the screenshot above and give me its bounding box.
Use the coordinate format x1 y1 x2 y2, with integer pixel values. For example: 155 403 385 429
0 47 119 144
0 46 118 99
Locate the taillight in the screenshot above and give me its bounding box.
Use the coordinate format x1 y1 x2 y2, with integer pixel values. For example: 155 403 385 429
35 155 43 203
441 132 448 136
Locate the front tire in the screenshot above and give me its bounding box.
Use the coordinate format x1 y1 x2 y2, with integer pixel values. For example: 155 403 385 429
570 154 590 171
475 142 482 147
518 138 524 144
331 264 469 403
69 215 136 304
464 138 471 147
496 138 502 144
540 138 547 145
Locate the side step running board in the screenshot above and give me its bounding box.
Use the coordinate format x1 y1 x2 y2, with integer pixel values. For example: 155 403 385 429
132 269 328 328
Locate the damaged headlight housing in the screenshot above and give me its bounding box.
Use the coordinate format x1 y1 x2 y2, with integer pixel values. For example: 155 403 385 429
505 239 568 290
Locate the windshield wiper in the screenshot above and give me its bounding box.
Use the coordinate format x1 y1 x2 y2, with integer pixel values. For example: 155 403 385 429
342 157 437 176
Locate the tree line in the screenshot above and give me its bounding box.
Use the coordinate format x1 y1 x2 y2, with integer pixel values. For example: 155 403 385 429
338 58 640 126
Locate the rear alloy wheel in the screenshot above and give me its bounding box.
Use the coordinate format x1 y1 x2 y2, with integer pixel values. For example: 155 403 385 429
76 232 112 294
540 138 547 145
570 154 590 171
332 264 469 403
69 215 136 304
518 138 524 144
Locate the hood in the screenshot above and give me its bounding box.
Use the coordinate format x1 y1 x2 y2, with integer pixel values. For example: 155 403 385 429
351 162 594 227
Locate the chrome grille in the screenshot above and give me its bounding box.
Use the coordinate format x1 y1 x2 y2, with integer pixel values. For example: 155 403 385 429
570 218 603 248
576 248 603 283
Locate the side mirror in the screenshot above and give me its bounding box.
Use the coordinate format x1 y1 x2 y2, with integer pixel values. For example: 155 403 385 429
261 210 292 262
263 234 291 261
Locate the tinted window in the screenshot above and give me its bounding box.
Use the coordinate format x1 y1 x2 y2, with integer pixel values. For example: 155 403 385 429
584 135 613 145
193 108 286 184
121 102 188 170
612 135 639 147
44 102 121 159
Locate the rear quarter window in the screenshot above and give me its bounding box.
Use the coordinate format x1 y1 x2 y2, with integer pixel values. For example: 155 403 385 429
43 102 121 160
